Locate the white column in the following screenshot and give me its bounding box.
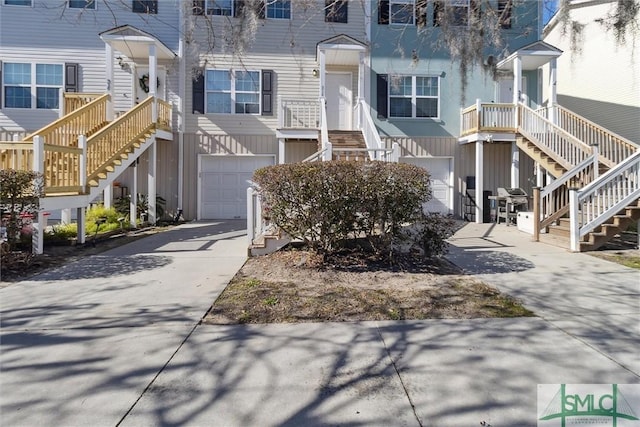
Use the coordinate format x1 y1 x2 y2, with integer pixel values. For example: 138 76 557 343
33 211 44 255
61 209 72 225
510 141 519 188
549 58 557 125
130 161 138 228
319 49 326 98
77 207 86 245
278 138 286 164
475 141 484 224
513 56 522 127
535 163 543 188
148 138 157 224
148 43 158 122
358 51 365 102
105 43 114 121
103 185 113 209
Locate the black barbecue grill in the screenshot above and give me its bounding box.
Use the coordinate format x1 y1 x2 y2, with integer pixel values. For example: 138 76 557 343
491 187 529 225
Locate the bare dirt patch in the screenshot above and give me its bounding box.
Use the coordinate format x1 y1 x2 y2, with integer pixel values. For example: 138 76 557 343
204 248 534 324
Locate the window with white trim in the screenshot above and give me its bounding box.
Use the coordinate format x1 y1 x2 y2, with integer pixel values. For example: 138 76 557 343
3 0 32 5
69 0 96 9
206 0 232 16
205 69 260 114
389 75 439 119
434 0 476 27
267 0 290 19
390 0 414 25
3 63 63 109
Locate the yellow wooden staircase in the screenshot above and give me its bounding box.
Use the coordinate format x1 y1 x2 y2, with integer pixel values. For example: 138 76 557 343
0 92 173 253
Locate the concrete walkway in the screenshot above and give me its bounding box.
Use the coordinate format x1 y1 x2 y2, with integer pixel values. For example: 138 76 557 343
1 221 638 426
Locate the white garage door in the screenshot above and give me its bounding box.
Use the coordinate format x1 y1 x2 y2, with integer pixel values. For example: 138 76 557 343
400 157 452 214
200 155 274 219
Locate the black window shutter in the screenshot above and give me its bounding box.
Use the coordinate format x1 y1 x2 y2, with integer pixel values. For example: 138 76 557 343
376 74 388 119
378 0 389 25
261 70 273 116
193 0 204 15
234 0 245 17
192 74 205 114
416 0 427 27
65 63 79 92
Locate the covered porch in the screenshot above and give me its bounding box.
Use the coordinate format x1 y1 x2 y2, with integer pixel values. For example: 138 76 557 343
458 41 563 224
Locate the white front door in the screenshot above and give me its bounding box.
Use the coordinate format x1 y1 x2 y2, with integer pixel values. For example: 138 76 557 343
135 66 166 105
497 76 528 105
400 157 453 215
325 72 352 130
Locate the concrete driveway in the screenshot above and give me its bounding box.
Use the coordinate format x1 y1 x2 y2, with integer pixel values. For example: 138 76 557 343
1 221 638 426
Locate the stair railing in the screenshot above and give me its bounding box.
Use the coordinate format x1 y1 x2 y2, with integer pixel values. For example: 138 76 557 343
23 94 109 146
569 150 640 251
63 92 104 115
518 103 592 169
85 97 154 185
355 98 388 161
538 105 638 167
319 97 330 161
533 154 598 240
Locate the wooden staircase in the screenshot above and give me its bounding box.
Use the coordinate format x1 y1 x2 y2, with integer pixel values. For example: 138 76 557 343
326 130 369 161
517 105 639 251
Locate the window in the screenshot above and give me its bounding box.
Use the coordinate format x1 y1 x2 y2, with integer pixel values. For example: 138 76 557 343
389 75 439 119
69 0 96 9
132 0 158 14
390 0 414 25
433 0 478 27
498 0 512 29
3 63 63 109
325 0 347 23
205 70 260 114
3 0 32 5
266 0 290 19
207 0 232 16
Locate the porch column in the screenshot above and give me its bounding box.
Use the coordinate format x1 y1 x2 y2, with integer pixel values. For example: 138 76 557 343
549 57 558 125
148 138 157 224
475 141 484 224
61 209 71 225
103 185 113 209
513 55 522 127
510 141 519 188
358 51 365 102
535 163 543 188
77 207 86 245
319 49 326 98
105 43 114 121
278 137 285 164
148 43 158 122
130 161 138 228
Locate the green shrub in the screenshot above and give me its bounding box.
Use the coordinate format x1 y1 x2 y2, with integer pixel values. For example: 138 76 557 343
400 213 457 258
253 161 432 255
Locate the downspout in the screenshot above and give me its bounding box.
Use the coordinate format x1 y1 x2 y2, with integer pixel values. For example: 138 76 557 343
178 0 186 214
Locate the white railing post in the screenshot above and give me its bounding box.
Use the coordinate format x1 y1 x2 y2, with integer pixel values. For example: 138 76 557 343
77 206 86 245
591 142 599 180
569 188 580 252
59 88 65 118
32 135 44 176
78 135 87 193
475 98 482 128
278 96 284 128
247 187 255 244
323 141 332 162
392 142 400 163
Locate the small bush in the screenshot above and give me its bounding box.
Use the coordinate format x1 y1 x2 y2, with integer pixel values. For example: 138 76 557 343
399 213 458 258
253 161 432 255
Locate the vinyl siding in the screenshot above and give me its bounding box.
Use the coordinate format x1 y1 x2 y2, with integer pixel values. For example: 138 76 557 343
543 0 640 142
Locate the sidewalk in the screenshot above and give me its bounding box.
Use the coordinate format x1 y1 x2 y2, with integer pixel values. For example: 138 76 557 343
1 221 638 426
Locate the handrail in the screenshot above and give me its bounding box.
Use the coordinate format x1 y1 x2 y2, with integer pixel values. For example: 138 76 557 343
302 149 327 163
86 97 154 183
63 92 104 115
460 102 517 136
355 98 386 161
279 98 320 129
157 99 172 131
541 104 638 167
23 93 110 145
537 155 597 232
0 142 33 171
569 150 640 250
518 103 592 169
